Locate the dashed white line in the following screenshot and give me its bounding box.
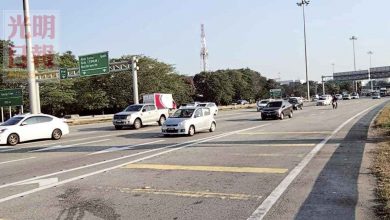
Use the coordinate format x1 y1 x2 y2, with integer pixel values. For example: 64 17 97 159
0 157 36 165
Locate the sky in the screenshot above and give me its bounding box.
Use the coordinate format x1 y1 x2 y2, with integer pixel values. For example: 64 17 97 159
1 0 390 81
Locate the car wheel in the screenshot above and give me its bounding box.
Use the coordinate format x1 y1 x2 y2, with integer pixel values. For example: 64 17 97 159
158 116 166 126
289 111 293 118
7 133 19 146
280 113 284 120
188 125 195 136
209 122 216 132
52 129 62 140
133 119 142 129
115 125 123 130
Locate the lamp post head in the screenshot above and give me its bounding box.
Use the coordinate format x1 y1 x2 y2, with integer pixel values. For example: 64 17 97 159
350 36 357 41
297 0 309 6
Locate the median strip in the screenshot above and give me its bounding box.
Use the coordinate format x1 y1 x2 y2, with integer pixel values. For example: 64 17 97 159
122 164 288 174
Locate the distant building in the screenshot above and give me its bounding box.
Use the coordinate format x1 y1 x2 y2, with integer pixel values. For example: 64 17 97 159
280 79 305 85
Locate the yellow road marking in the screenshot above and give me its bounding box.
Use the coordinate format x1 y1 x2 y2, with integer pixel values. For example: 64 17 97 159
233 153 305 157
120 188 262 200
200 143 315 147
238 131 332 135
123 164 287 174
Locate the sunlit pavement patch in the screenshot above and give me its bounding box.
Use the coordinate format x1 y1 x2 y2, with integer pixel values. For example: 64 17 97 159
120 187 262 201
122 164 288 174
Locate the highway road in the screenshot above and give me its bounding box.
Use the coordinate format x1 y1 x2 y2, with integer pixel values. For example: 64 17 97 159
0 98 388 220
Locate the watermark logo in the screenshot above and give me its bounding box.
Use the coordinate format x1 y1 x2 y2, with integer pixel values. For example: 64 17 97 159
3 10 60 71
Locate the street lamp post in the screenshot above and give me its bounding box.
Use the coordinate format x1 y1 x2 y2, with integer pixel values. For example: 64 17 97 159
349 36 358 92
23 0 39 114
297 0 310 101
367 51 373 92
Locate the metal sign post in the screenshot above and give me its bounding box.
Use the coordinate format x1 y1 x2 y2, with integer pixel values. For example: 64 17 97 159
9 106 11 119
1 107 3 122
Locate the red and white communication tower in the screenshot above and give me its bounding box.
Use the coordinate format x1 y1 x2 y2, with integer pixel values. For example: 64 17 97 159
200 24 209 72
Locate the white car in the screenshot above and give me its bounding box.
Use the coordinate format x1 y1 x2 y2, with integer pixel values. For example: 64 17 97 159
351 93 360 99
0 114 69 146
256 99 272 112
162 107 216 136
316 95 332 106
372 92 381 99
197 102 218 115
335 94 343 100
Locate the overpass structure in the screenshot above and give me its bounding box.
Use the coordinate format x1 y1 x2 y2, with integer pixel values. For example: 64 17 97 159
333 66 390 81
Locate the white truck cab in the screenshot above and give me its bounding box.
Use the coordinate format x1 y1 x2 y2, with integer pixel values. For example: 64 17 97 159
113 104 169 130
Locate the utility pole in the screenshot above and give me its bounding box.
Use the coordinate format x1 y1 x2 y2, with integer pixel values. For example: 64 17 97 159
331 63 335 75
367 51 373 92
131 56 139 104
350 36 358 92
200 24 209 72
297 0 310 101
321 75 325 95
23 0 38 114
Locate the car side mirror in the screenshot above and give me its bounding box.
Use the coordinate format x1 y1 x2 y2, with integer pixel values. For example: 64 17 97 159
20 122 27 126
142 109 147 112
282 105 285 108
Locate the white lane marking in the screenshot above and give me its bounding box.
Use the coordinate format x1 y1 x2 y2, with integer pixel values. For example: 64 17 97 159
89 140 165 155
0 157 36 165
0 133 247 190
247 103 383 220
0 124 270 203
16 178 58 187
28 139 111 152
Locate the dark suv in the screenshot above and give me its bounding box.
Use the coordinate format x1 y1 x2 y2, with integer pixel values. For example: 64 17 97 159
261 100 293 120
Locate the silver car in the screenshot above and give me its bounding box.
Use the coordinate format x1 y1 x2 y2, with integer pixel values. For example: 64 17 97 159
162 107 216 136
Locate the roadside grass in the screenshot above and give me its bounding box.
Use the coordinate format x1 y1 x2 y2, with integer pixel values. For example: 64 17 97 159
373 104 390 219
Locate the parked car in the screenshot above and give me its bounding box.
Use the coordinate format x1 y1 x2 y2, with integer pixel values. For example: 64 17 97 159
342 94 352 100
372 92 381 99
351 92 360 99
335 94 343 100
0 114 69 146
288 97 303 110
161 107 216 136
236 99 249 105
316 95 332 106
260 100 293 120
256 99 272 112
113 104 168 130
197 102 218 115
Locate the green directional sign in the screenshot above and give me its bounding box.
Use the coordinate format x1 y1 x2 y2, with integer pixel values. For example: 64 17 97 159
270 89 282 98
59 68 68 79
79 51 109 77
0 88 23 107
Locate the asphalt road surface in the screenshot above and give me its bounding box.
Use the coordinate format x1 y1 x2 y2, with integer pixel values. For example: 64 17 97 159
0 98 388 220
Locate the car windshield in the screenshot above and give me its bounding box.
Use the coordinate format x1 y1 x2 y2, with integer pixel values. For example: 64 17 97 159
267 102 282 108
171 109 195 118
197 104 207 107
288 98 298 103
260 101 268 104
2 116 24 126
124 105 143 112
319 97 326 100
343 94 349 97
